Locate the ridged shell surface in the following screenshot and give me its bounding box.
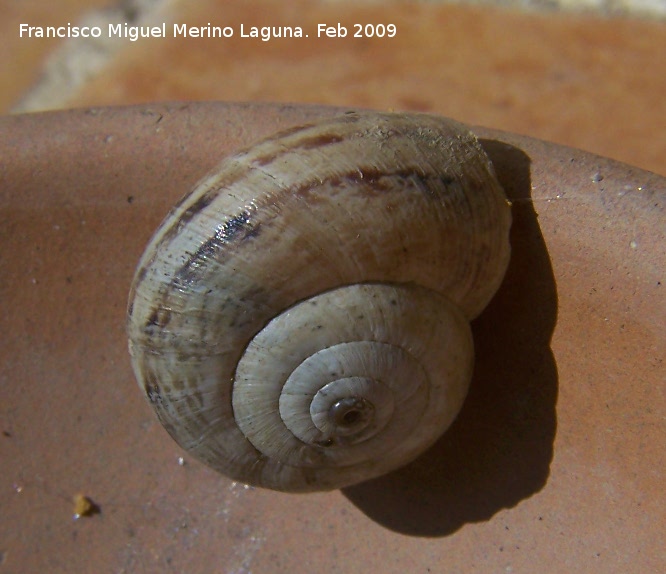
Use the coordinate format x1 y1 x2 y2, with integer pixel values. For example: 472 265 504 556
127 111 511 492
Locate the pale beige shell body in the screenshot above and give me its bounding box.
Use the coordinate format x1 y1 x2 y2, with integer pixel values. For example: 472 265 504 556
127 111 512 492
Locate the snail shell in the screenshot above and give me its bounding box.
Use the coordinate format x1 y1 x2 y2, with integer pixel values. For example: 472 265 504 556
127 111 511 492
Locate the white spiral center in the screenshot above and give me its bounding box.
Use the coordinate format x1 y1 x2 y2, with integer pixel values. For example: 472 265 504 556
231 283 473 481
310 380 383 438
276 341 429 455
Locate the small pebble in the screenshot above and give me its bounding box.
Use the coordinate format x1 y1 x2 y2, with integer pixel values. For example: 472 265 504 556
73 493 97 519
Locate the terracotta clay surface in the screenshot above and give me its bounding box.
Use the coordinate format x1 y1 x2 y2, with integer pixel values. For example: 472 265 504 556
0 102 664 572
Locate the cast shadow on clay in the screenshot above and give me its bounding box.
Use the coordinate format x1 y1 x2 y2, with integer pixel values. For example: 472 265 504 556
343 141 558 537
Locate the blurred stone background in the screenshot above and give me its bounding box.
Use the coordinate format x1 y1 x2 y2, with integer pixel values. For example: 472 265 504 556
1 0 665 173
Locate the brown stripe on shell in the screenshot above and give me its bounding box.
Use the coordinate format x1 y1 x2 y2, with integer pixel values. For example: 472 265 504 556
143 377 177 436
285 167 460 207
171 178 221 211
135 112 374 294
144 372 163 406
161 187 223 247
134 264 149 286
145 306 172 330
251 131 346 166
167 163 465 291
173 209 259 287
325 167 458 199
170 378 186 391
126 264 150 318
183 388 206 411
245 111 361 166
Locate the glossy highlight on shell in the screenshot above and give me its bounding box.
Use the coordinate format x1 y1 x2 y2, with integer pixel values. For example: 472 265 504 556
127 111 512 492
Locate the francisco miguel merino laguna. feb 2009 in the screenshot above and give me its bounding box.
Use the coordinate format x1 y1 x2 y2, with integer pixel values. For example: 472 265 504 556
18 22 396 42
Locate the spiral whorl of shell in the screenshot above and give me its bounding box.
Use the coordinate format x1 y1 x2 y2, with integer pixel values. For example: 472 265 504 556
127 111 512 492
